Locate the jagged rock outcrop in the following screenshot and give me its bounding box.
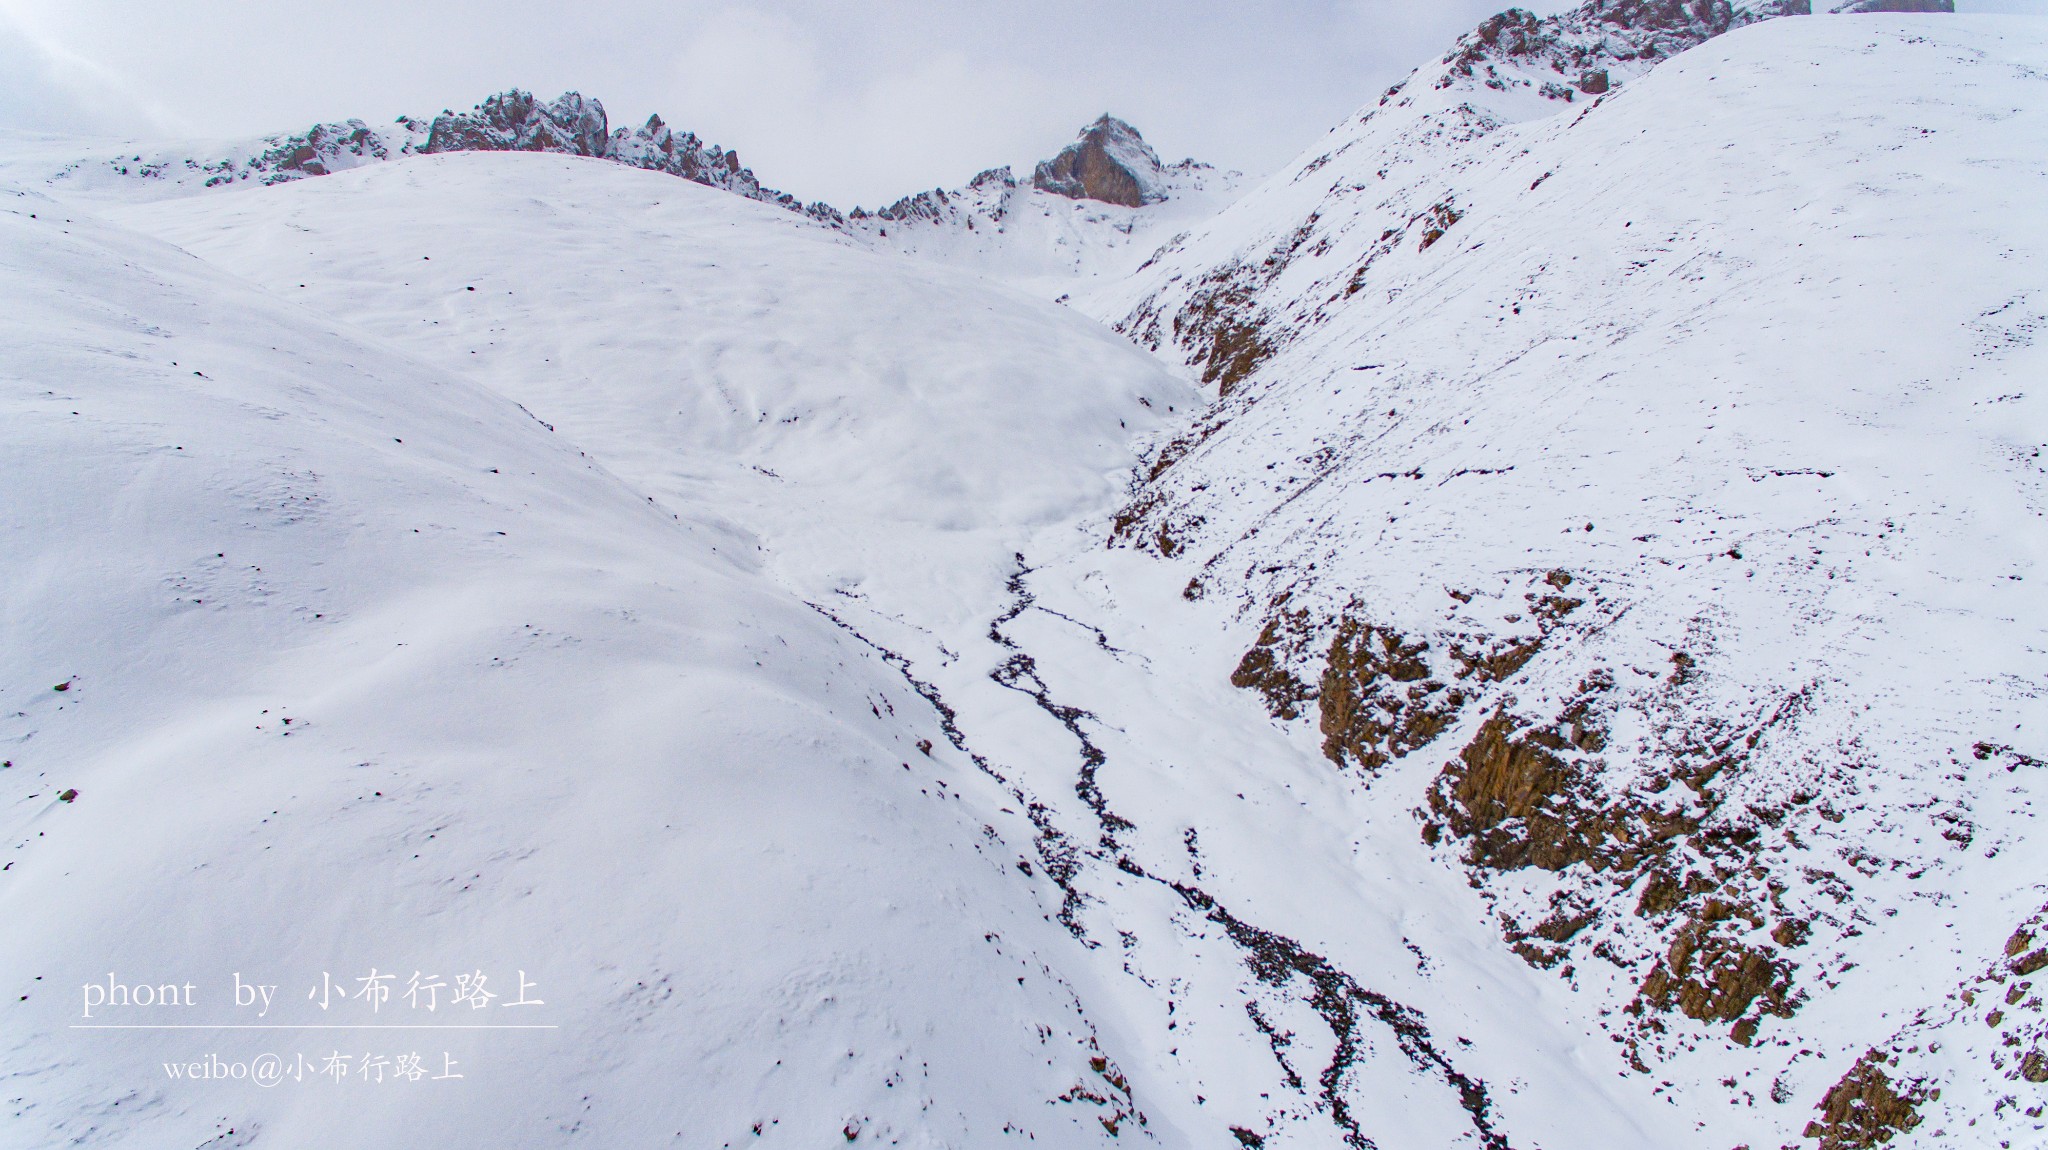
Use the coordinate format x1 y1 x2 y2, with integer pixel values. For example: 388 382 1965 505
855 166 1018 226
418 91 843 222
1831 0 1951 11
1032 115 1168 207
832 133 1240 281
250 119 399 181
419 89 611 157
57 94 1216 263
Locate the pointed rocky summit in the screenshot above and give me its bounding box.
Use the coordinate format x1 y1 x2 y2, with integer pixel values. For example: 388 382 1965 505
1031 115 1167 208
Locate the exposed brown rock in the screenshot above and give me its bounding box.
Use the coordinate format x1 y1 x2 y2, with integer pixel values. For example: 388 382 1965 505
1638 903 1793 1029
1427 711 1636 871
1342 227 1407 297
1439 0 1812 99
1452 635 1542 681
1417 200 1465 252
1637 869 1685 916
1423 656 1834 1059
1225 592 1842 1061
421 90 611 158
1231 608 1318 721
1802 1051 1929 1149
1505 893 1602 969
1171 262 1280 395
1109 491 1164 544
1319 621 1470 774
1030 115 1166 207
1166 216 1326 395
1772 918 1812 948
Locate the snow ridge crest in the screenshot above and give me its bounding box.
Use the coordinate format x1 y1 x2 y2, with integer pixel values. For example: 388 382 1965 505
1433 0 1812 104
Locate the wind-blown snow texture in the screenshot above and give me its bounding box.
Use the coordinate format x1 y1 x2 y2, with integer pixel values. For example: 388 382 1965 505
4 7 2045 1150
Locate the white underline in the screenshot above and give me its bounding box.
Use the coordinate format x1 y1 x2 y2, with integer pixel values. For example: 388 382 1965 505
70 1024 559 1030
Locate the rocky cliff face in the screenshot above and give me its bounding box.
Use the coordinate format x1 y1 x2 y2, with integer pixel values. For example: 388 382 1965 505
1031 115 1169 207
248 118 406 180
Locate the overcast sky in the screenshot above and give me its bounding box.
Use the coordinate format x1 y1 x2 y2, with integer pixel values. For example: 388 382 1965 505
2 1 2042 207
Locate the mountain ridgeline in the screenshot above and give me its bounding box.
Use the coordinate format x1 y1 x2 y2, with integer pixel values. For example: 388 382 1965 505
167 88 844 221
44 86 1194 231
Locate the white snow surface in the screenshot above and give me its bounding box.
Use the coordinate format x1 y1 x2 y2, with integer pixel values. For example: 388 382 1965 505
4 11 2047 1150
0 168 1190 1147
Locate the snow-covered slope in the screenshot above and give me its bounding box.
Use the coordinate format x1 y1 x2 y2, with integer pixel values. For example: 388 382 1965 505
93 144 1642 1150
0 176 1185 1147
103 153 1194 631
1091 11 2048 1147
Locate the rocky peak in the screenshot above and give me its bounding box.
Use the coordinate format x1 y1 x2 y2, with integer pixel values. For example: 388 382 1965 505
421 89 611 156
1031 115 1168 207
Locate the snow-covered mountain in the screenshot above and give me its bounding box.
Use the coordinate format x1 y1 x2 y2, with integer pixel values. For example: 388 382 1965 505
1086 6 2048 1147
4 4 2043 1149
